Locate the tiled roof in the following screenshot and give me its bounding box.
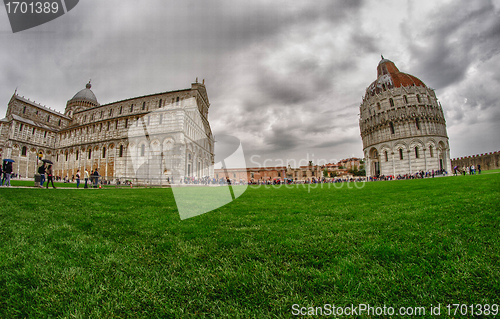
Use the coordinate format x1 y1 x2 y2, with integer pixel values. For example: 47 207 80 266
11 114 58 131
14 95 70 120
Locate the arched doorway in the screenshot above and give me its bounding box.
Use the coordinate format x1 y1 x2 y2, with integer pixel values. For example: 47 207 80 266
369 147 380 177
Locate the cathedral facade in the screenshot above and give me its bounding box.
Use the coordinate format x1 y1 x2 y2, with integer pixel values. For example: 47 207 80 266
0 81 215 183
359 58 451 178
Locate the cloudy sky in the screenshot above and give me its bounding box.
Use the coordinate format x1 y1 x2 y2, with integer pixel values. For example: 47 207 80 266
1 0 499 166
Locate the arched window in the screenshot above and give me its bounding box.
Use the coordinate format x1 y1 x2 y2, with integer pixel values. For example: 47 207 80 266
65 152 68 161
88 149 92 159
376 102 381 110
141 144 145 157
19 124 23 131
130 104 134 112
23 106 26 114
159 99 162 108
109 109 113 117
415 147 419 158
102 147 106 159
390 122 395 134
21 146 27 156
119 106 123 114
382 84 386 91
188 153 191 160
385 151 388 162
427 95 431 103
399 149 404 160
142 102 146 110
76 150 79 160
176 97 180 105
416 118 421 130
119 145 123 157
417 94 421 103
403 95 408 104
429 146 434 157
389 98 394 107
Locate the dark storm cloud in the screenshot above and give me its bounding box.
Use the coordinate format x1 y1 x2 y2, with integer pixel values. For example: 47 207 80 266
409 0 500 90
314 136 359 149
1 0 499 164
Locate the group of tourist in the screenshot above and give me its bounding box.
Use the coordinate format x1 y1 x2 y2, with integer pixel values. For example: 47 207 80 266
453 164 481 176
37 163 101 189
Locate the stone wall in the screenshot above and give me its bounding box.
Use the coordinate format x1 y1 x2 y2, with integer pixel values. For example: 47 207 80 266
451 151 500 171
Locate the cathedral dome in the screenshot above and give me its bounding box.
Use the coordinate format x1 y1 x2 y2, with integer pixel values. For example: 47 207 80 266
69 81 98 105
366 57 426 96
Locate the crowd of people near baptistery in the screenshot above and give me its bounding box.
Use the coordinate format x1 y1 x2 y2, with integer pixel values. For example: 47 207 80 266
0 162 486 188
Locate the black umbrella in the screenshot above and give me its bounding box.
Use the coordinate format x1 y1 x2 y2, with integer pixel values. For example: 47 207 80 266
42 159 53 164
2 159 14 163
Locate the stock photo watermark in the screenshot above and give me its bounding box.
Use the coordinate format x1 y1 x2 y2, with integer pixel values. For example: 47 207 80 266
3 0 79 33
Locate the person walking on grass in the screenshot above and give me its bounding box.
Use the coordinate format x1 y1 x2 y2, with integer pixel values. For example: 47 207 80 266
76 169 81 188
46 165 56 189
84 169 89 188
2 162 12 187
38 163 46 187
93 168 99 188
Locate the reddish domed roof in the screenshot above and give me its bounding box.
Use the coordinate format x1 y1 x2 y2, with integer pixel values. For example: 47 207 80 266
366 58 426 96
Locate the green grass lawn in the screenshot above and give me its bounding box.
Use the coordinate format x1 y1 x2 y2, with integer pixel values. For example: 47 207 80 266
0 173 499 318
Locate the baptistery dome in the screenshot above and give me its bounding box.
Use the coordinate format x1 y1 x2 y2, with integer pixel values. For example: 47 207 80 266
359 57 451 178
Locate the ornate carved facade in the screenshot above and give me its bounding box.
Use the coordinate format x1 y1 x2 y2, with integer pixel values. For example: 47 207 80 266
359 58 451 177
0 81 215 182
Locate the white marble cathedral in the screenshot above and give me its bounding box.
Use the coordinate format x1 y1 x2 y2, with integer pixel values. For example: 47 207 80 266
359 57 451 177
0 80 215 182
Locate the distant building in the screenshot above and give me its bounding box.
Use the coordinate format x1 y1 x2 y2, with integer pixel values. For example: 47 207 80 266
214 165 323 183
359 57 451 177
0 80 215 182
337 157 363 170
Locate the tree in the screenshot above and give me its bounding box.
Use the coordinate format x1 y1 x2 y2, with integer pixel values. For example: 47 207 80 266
323 169 329 177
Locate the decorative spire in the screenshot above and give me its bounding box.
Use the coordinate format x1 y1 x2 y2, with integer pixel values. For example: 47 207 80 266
381 54 384 60
86 80 91 89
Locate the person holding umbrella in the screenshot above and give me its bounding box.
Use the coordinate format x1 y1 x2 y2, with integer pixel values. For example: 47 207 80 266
38 163 46 187
1 159 14 187
38 159 52 188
